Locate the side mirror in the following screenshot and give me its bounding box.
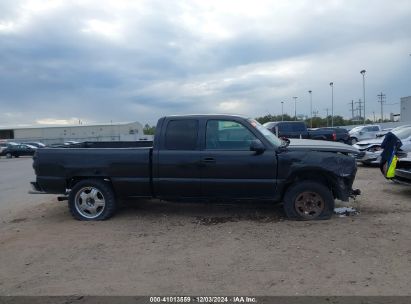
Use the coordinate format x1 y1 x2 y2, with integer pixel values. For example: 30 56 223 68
250 139 265 154
359 131 364 135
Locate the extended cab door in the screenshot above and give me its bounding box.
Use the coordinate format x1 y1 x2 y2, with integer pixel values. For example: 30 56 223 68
155 118 203 198
200 119 277 199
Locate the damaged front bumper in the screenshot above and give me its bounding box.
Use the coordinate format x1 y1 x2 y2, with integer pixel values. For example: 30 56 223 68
334 177 360 201
392 168 411 186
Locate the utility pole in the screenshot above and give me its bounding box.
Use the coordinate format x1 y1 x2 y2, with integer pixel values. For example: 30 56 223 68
355 99 363 122
308 90 313 128
325 108 329 127
360 70 366 124
293 97 298 121
329 82 334 127
377 92 386 122
281 101 284 121
348 100 355 120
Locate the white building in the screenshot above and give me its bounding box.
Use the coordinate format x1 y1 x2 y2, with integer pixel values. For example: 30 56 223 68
401 96 411 122
0 121 150 145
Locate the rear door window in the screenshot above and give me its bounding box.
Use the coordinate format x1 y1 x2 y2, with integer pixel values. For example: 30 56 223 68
165 119 199 150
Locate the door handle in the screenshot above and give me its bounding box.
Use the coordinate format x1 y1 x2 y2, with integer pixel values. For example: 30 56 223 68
202 157 216 163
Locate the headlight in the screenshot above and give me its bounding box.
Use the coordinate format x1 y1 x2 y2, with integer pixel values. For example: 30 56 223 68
367 146 382 152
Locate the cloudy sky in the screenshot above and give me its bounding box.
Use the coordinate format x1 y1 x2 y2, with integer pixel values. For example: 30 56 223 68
0 0 410 127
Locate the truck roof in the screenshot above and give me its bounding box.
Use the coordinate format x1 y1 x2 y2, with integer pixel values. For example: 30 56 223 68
162 114 250 120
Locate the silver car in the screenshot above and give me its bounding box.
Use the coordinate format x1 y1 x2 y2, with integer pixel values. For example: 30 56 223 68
349 125 381 144
353 127 411 165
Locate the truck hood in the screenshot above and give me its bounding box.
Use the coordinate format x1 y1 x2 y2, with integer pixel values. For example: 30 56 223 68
287 139 360 154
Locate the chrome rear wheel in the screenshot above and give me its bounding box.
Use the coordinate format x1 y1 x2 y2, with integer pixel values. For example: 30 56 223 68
74 187 106 219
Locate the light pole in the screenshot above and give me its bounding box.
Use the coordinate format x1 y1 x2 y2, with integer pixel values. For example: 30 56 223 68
308 90 313 128
325 108 329 127
360 70 366 124
293 97 298 121
281 101 284 121
329 82 334 127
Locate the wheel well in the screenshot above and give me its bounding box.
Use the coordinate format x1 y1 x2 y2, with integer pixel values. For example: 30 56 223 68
67 176 112 189
283 171 335 200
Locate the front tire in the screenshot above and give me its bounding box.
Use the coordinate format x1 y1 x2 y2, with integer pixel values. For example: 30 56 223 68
350 137 358 145
6 152 12 158
68 179 117 221
283 181 334 220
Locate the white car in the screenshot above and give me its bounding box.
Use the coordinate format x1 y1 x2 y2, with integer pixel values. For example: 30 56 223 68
353 127 411 165
349 125 381 144
0 142 18 155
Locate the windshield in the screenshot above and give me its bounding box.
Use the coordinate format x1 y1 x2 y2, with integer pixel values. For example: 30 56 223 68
393 127 411 140
350 126 362 132
248 119 282 147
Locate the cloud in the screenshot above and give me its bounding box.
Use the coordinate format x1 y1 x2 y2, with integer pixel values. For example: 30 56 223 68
0 0 410 126
35 118 82 125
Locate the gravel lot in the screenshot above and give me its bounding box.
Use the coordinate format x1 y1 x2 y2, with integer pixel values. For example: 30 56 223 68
0 157 411 295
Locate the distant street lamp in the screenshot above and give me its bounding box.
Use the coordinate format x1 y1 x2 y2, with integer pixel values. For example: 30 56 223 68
360 70 366 124
293 97 298 121
281 101 284 121
308 90 313 128
329 82 334 127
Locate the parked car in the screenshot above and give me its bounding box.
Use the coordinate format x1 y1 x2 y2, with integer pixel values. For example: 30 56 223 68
0 141 18 154
0 143 37 158
0 142 9 154
31 114 360 221
64 141 81 145
353 126 411 165
22 142 46 148
393 156 411 185
263 121 337 141
376 128 393 138
349 125 381 144
312 127 350 144
376 125 411 138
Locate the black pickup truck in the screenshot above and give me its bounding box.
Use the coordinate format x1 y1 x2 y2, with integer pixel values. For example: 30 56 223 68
263 121 338 141
31 114 360 221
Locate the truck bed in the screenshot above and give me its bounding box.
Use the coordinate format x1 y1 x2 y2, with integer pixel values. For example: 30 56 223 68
33 146 153 197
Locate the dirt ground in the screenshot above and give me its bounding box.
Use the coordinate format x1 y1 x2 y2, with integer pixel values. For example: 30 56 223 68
0 158 411 296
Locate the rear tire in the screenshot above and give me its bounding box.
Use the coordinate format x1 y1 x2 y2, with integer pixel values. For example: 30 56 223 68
68 179 117 221
283 181 334 220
